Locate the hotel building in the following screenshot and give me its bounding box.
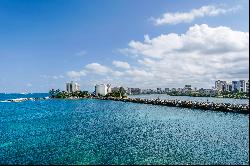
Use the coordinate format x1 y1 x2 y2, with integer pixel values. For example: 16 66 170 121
66 81 80 93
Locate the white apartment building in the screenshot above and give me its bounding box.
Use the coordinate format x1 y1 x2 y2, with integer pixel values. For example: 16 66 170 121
246 80 249 93
66 81 80 93
215 80 227 92
226 82 232 92
232 80 246 92
95 84 108 96
107 84 112 93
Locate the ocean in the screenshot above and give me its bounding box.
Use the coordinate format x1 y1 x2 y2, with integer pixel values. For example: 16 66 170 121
0 93 249 164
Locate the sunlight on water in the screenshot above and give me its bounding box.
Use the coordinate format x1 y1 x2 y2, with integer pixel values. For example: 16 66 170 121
0 97 249 164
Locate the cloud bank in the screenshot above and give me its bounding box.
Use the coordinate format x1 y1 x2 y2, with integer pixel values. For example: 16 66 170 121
66 24 249 88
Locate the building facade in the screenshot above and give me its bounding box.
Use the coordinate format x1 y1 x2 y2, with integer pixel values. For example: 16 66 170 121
107 84 112 93
232 80 246 92
95 84 108 96
246 80 249 93
215 80 226 92
66 81 80 93
127 88 141 95
226 82 232 92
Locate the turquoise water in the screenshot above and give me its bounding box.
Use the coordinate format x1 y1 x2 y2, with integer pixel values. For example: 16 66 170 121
0 94 249 164
129 94 249 104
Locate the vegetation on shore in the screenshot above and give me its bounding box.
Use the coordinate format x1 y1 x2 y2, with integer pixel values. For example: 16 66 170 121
49 88 249 100
49 87 127 99
49 89 89 98
104 87 127 98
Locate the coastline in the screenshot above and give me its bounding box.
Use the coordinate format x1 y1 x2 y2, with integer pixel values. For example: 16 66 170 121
9 95 248 114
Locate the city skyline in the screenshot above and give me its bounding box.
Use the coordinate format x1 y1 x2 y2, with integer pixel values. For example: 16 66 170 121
0 0 249 93
64 79 249 95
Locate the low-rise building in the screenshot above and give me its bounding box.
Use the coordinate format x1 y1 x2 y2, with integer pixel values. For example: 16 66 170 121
171 88 177 92
128 88 141 95
157 88 162 94
165 88 170 93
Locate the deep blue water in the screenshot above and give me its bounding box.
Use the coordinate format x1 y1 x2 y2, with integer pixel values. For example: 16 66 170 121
0 94 249 164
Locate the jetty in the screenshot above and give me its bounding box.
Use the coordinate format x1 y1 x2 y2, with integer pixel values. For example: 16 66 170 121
94 96 249 114
5 97 50 102
4 95 249 114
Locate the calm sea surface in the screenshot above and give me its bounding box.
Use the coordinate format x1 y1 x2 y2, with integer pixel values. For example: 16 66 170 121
0 93 249 164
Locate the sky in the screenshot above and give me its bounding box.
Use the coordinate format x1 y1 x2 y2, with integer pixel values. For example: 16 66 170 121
0 0 249 93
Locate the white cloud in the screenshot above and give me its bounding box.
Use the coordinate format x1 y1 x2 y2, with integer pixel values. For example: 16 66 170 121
119 24 249 88
85 63 111 74
65 24 248 89
152 5 241 25
111 71 124 77
66 70 86 78
112 60 130 69
125 24 248 59
40 74 65 80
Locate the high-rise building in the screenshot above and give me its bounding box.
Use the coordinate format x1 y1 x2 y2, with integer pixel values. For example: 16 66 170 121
232 81 239 92
246 80 249 93
66 81 80 93
107 84 112 93
232 80 246 92
95 84 108 96
239 80 246 92
215 80 226 92
226 82 232 92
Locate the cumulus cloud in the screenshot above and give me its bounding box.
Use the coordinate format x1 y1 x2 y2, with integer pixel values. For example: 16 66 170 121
66 70 86 78
112 60 130 69
125 24 249 59
85 63 112 74
152 5 241 25
65 24 248 89
119 24 249 88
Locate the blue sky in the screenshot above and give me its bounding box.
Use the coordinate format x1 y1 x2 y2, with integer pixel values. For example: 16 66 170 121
0 0 249 93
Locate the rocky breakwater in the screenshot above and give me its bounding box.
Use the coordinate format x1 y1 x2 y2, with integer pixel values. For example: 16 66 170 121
6 96 50 102
97 97 249 114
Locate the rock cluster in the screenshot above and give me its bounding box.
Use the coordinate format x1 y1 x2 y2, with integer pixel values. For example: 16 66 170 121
97 97 249 114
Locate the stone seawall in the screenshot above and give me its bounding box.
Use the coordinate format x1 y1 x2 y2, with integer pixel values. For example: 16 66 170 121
96 97 249 114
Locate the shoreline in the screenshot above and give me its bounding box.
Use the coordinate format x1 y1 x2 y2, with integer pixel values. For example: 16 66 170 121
130 94 249 100
3 95 249 114
56 96 249 114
